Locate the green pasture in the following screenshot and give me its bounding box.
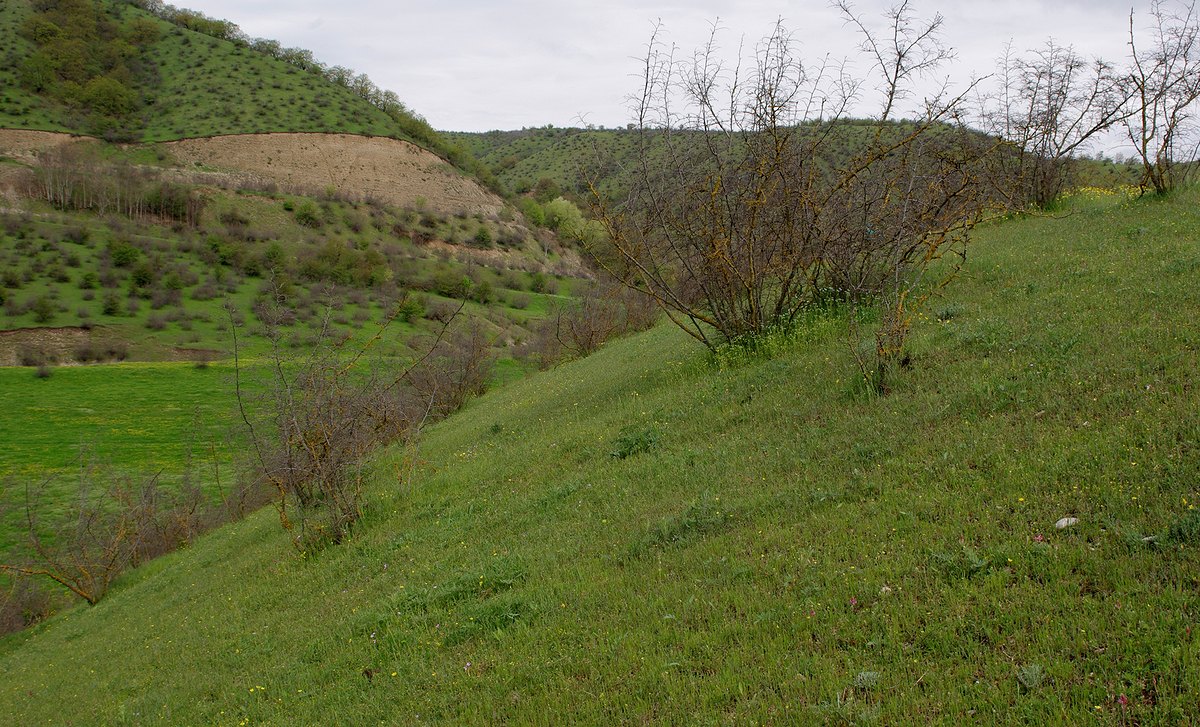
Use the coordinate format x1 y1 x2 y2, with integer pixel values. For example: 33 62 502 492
0 186 1195 723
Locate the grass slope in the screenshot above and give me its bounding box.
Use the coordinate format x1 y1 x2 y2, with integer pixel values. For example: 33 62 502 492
0 1 46 129
1 189 1198 723
0 0 419 143
0 362 235 553
138 16 403 142
0 188 568 357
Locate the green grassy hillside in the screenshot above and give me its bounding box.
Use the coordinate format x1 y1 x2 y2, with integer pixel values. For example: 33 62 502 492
138 19 403 142
450 126 1143 202
0 0 459 155
0 186 1195 722
0 184 572 359
0 130 584 566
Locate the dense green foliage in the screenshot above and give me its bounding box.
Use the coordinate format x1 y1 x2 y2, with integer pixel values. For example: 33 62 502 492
0 187 1195 722
11 0 159 137
0 0 417 142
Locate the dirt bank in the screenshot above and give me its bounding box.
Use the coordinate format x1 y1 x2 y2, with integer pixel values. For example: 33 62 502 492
160 133 504 216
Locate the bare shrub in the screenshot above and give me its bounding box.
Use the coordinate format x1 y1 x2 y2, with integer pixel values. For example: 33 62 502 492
1124 0 1200 193
231 290 503 552
0 468 147 605
405 322 497 419
980 40 1130 207
0 576 52 636
232 297 489 550
589 11 994 352
0 449 246 618
424 299 459 323
523 279 660 368
17 346 46 367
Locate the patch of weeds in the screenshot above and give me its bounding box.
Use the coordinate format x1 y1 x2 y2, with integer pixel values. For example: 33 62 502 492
443 594 533 646
852 671 881 690
810 700 881 724
711 305 845 368
1165 510 1200 544
1164 257 1200 276
934 303 964 322
625 498 732 561
610 425 660 459
929 545 992 582
951 315 1011 355
532 480 584 513
1017 663 1045 692
409 555 528 611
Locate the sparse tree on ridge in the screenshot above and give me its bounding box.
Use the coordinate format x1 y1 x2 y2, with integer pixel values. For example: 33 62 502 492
1124 0 1200 193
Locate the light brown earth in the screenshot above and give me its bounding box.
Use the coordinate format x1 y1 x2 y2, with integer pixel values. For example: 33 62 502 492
0 130 96 197
0 131 503 217
0 326 106 366
0 129 588 279
0 326 220 366
0 130 96 162
160 133 505 216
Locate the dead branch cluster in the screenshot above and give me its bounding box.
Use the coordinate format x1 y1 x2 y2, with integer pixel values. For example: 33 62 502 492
521 276 660 368
0 448 258 629
589 0 1200 362
234 296 495 551
976 0 1200 201
590 6 992 351
25 144 206 226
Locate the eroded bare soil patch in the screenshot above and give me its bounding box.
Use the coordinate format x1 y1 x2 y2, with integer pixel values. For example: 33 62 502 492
160 133 504 216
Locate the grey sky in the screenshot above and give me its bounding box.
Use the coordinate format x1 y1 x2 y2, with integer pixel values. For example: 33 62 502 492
182 0 1148 149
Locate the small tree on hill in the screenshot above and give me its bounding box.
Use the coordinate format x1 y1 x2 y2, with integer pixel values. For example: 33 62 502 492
980 40 1130 208
1124 0 1200 194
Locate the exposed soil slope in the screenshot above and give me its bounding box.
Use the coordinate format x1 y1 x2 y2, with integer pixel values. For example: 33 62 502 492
160 133 504 216
0 130 94 161
0 130 96 195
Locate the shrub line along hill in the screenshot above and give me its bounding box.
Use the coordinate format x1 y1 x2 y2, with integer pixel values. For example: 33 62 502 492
0 187 1196 722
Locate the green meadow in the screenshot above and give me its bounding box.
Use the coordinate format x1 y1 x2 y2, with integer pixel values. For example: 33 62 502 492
0 186 1195 723
0 362 231 478
0 362 235 553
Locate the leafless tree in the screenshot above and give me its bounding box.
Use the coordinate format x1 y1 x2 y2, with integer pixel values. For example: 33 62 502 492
588 5 994 353
980 40 1130 207
0 461 195 605
1125 0 1200 193
231 294 495 551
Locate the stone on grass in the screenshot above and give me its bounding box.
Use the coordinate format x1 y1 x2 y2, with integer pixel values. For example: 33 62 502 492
1055 517 1080 530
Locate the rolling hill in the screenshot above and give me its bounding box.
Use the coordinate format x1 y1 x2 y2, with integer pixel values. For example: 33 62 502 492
1 0 425 143
0 0 596 579
1 1 1197 723
0 185 1196 723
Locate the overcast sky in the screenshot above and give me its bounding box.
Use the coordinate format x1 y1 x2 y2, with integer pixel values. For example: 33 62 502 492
181 0 1148 151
